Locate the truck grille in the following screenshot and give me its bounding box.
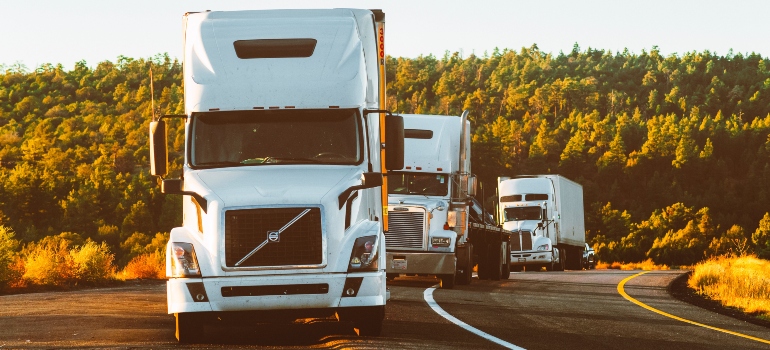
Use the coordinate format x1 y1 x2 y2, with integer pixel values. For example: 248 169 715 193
225 207 322 267
521 230 533 250
385 210 425 249
511 230 533 251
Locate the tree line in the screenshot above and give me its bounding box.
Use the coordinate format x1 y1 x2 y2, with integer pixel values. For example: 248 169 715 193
0 45 768 275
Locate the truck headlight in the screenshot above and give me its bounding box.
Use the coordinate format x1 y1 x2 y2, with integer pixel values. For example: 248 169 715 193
348 235 379 272
536 243 550 251
431 237 451 247
169 242 201 278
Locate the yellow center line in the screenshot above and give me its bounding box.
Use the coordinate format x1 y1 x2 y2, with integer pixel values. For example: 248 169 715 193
617 271 770 345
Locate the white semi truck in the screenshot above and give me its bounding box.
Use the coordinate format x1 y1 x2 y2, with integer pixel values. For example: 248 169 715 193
385 112 512 288
498 175 585 271
149 9 404 342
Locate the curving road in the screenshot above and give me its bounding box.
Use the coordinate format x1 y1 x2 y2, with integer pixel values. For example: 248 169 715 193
1 270 768 349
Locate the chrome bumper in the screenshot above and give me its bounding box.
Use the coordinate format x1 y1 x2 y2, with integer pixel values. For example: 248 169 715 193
385 252 456 274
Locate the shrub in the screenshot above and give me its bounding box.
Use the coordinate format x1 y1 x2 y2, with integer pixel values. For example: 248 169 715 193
119 251 165 280
0 226 21 288
70 240 116 283
23 238 74 286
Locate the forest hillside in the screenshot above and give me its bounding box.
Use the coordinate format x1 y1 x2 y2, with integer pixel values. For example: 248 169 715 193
0 46 769 273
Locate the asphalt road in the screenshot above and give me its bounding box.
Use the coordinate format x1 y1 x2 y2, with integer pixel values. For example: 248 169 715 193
1 270 768 349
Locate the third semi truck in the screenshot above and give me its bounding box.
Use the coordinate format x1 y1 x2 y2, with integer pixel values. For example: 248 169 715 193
498 175 585 271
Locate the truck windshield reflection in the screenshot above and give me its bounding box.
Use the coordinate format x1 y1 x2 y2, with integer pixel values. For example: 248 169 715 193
387 172 448 196
504 206 542 221
191 109 361 168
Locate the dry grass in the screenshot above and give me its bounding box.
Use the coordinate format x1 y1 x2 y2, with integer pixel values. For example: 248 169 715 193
117 251 165 280
595 258 671 270
688 255 770 317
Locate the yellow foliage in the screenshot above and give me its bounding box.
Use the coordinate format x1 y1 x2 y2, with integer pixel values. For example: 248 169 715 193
70 241 116 283
595 259 670 271
23 239 74 286
22 238 116 286
118 251 165 280
689 255 770 317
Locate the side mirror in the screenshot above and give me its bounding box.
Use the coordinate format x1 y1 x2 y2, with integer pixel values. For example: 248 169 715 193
338 172 384 209
385 114 404 171
362 172 383 187
161 178 183 194
467 176 477 197
149 120 168 177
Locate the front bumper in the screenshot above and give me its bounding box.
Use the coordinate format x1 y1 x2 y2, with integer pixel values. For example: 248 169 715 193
510 251 553 265
167 271 385 314
385 252 455 274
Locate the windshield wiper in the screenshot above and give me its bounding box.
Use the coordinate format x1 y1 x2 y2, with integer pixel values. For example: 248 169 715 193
196 161 243 168
241 157 323 165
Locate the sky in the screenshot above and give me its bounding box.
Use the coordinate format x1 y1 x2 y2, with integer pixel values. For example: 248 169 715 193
1 0 768 70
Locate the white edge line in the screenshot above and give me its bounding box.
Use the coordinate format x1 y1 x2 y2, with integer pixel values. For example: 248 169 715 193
423 287 525 350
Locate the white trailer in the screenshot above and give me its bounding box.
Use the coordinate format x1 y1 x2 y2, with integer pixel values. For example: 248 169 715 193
385 112 512 287
498 175 585 271
149 9 404 342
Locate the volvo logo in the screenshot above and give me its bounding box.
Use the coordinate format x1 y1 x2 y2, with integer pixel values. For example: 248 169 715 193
268 230 280 242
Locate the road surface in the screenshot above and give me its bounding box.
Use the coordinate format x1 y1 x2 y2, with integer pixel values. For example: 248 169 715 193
1 270 768 349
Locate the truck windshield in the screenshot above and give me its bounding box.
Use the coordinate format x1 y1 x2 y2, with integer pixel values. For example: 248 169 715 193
504 206 542 221
190 109 361 167
387 173 448 196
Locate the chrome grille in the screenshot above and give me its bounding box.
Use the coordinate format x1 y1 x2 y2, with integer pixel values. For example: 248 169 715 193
385 210 425 249
225 207 322 267
511 230 533 251
521 230 533 250
511 231 521 251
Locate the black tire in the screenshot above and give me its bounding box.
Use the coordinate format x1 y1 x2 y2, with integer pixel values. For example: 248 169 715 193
175 312 204 343
439 273 455 289
490 244 502 281
476 244 489 280
340 306 385 337
554 249 565 271
386 273 398 281
456 244 473 285
511 265 523 272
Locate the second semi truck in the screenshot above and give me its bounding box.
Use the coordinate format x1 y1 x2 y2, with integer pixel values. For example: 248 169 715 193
385 112 511 287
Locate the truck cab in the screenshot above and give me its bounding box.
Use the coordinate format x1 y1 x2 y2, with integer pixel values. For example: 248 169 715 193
498 175 585 272
498 177 561 271
384 113 476 288
149 9 404 342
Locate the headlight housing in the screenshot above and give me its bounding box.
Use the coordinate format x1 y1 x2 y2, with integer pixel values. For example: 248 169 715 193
431 237 451 247
169 242 201 277
348 235 379 272
536 243 550 251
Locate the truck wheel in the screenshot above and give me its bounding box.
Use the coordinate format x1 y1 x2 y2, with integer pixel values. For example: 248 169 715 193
456 244 473 285
511 265 523 272
175 312 204 343
476 244 489 280
439 274 456 288
555 249 565 271
386 273 398 281
340 306 385 336
490 244 502 281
